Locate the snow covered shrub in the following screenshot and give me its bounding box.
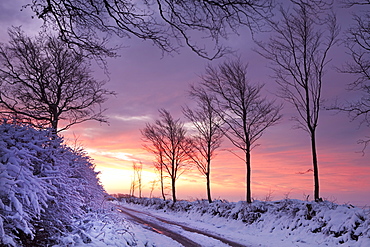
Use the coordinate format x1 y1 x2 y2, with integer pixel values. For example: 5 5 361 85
0 122 106 246
120 197 370 245
55 210 137 246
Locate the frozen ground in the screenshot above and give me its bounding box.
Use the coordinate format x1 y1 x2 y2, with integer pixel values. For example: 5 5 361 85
117 197 370 247
64 197 370 246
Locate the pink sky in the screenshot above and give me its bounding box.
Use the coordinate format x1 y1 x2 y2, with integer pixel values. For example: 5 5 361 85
1 1 369 206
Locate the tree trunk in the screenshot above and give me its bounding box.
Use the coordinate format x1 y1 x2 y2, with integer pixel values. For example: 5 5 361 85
138 181 142 198
310 130 320 201
160 164 166 200
246 149 252 203
129 181 135 197
172 177 177 202
206 171 212 203
50 104 58 133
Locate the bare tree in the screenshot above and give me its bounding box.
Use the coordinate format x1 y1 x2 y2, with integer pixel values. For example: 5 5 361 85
129 162 143 197
145 130 167 200
0 27 114 132
256 0 339 201
336 0 370 153
199 59 282 203
183 91 224 203
129 172 136 197
148 179 159 198
26 0 273 59
136 162 143 198
141 109 192 202
154 158 167 200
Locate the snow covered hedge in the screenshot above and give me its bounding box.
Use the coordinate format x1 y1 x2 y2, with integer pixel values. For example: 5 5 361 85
120 197 370 246
0 122 106 246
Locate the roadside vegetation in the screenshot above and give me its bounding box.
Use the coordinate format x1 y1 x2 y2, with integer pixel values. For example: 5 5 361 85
0 122 131 246
117 196 370 246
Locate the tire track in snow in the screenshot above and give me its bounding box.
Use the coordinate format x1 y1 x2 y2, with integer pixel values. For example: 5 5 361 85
117 207 201 246
116 205 249 247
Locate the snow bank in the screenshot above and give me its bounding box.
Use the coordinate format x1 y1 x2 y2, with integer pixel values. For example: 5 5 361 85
120 197 370 246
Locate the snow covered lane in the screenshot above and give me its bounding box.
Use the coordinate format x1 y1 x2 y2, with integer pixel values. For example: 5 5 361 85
116 205 249 247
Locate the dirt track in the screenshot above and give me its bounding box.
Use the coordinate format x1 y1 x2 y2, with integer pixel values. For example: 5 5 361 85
116 204 249 247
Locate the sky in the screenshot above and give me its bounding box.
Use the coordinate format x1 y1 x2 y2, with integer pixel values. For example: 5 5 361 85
1 1 369 206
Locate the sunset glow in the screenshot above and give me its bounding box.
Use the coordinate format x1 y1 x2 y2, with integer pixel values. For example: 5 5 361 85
2 0 370 207
62 109 370 206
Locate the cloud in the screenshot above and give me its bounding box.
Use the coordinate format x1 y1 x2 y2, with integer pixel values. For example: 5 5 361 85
112 114 152 122
86 148 140 163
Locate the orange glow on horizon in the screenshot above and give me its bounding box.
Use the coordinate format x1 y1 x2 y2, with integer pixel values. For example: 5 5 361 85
62 120 370 206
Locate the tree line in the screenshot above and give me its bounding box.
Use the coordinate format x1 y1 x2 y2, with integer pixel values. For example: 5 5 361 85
140 0 366 203
0 0 368 204
142 59 282 203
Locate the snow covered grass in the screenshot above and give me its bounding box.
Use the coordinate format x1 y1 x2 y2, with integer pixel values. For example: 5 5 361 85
119 197 370 246
54 208 137 247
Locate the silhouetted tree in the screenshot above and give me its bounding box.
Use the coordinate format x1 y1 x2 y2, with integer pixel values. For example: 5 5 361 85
129 162 143 198
183 91 224 203
0 27 114 132
257 0 339 201
148 179 159 198
26 0 273 59
141 109 192 202
336 0 370 153
199 59 282 203
154 154 167 200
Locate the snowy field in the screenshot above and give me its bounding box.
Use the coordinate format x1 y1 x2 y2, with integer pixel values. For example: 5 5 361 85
109 197 370 247
62 197 370 247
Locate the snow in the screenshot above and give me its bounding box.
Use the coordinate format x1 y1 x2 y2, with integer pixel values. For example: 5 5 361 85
54 205 185 247
115 197 370 247
0 122 108 246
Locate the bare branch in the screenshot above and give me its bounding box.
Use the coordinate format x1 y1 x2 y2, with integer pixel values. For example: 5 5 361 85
256 0 339 201
332 1 370 152
0 27 115 132
183 89 224 202
197 58 282 203
141 109 192 202
25 0 274 59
